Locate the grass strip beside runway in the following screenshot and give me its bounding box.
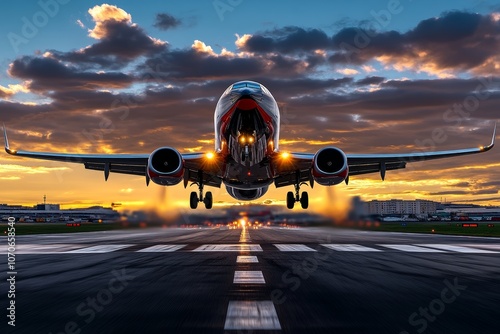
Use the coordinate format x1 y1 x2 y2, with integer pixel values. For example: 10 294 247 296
360 222 500 237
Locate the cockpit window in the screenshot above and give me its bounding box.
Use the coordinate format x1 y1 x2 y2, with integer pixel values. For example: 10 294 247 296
232 81 261 91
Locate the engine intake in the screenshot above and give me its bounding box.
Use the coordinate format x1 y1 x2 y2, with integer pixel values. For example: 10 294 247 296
147 147 184 186
312 147 349 186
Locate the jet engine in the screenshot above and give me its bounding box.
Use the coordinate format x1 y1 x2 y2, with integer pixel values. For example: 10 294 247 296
312 147 349 185
147 147 184 186
226 185 269 200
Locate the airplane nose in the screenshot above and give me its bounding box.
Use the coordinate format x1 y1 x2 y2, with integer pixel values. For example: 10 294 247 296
239 88 252 95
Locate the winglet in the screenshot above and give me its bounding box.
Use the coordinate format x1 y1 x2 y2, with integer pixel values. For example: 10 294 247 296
3 124 16 155
491 122 496 148
484 121 496 151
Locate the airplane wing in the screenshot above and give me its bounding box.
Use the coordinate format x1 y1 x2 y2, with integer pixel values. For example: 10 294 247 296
2 125 222 188
273 124 496 187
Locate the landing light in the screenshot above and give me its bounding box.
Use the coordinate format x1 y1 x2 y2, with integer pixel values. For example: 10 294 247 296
281 152 290 159
206 152 215 159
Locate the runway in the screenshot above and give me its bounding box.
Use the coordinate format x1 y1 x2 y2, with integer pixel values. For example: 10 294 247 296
2 226 500 333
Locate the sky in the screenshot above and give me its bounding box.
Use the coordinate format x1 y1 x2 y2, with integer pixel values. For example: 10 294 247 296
1 0 500 210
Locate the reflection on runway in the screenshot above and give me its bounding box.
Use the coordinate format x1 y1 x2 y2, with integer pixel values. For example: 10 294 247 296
3 226 500 333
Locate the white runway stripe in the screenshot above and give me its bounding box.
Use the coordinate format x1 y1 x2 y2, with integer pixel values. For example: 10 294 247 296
233 270 265 284
379 244 446 252
459 244 500 251
67 244 132 253
224 301 281 330
321 244 382 252
416 244 498 253
0 244 83 254
136 245 186 252
274 244 316 252
193 244 263 252
237 255 259 263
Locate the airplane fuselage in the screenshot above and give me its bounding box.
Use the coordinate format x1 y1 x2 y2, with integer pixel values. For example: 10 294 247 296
214 81 281 200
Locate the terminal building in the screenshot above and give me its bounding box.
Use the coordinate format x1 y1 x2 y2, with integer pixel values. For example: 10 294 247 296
366 199 439 215
0 201 120 223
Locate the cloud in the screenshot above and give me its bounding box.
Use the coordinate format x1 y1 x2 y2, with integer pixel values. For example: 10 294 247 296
236 11 500 76
0 164 70 175
0 82 30 98
337 68 359 76
238 27 331 53
52 4 166 69
87 4 132 39
154 13 182 30
8 56 134 92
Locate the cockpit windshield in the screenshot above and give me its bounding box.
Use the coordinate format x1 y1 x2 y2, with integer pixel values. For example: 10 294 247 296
231 81 262 91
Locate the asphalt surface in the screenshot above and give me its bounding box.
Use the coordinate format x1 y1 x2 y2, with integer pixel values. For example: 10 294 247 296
1 226 500 334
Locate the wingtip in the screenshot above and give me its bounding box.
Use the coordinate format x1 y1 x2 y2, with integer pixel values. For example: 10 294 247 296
490 121 496 148
2 123 8 149
483 121 496 151
3 124 16 155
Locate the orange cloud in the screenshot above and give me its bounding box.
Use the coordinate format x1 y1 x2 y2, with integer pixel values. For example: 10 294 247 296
88 4 132 39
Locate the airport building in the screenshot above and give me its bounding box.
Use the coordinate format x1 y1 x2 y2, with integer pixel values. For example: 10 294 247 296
367 199 438 215
0 203 120 223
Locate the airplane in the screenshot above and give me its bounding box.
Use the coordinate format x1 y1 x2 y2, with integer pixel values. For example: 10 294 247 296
2 80 496 209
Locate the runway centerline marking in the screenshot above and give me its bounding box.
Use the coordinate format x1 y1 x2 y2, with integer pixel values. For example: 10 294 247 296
321 244 382 252
416 244 499 253
66 244 133 253
136 245 186 252
274 244 317 252
239 228 251 243
192 244 263 252
233 270 265 284
237 255 259 263
379 244 446 252
224 301 281 330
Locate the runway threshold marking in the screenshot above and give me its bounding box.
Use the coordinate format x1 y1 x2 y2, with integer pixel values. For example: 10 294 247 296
237 255 259 263
233 271 266 284
136 245 186 252
192 244 263 252
379 244 446 252
416 244 499 253
224 301 281 330
459 244 500 251
274 244 317 252
321 244 382 252
66 244 133 253
0 244 82 254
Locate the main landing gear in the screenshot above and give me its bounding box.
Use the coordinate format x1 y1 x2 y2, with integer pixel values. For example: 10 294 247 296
190 176 213 209
286 182 309 209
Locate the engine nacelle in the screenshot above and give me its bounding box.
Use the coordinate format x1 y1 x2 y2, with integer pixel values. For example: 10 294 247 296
147 147 184 186
226 186 269 201
312 147 349 186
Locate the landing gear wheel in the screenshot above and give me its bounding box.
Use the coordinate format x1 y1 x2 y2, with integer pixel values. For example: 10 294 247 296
204 191 213 209
300 191 309 209
190 191 198 209
286 191 295 209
